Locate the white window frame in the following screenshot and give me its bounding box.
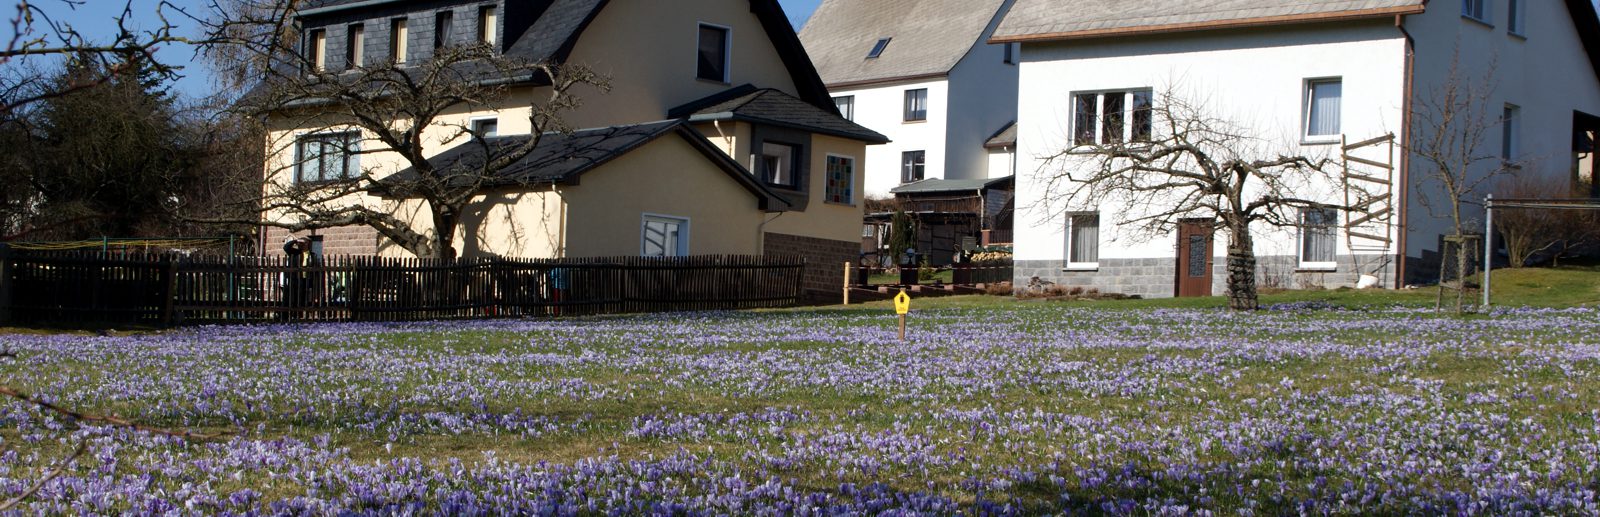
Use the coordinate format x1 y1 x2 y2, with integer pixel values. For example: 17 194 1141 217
1302 77 1343 144
641 214 690 257
293 130 361 185
760 141 798 188
478 5 497 46
824 153 856 205
346 24 364 70
391 18 409 65
900 150 925 183
696 22 732 83
1065 212 1100 271
1462 0 1493 24
469 116 499 139
1070 89 1154 147
904 88 928 122
1502 103 1521 163
308 29 327 72
1298 207 1339 270
833 95 854 121
1506 0 1525 36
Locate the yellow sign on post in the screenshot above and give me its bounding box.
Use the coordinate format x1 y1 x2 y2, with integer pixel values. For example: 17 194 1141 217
894 290 910 342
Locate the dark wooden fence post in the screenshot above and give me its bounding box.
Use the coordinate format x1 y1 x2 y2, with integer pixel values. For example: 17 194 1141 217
160 256 178 328
0 243 12 326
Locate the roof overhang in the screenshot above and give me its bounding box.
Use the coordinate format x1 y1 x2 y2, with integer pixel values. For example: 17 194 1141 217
989 4 1426 44
684 113 890 144
825 72 950 91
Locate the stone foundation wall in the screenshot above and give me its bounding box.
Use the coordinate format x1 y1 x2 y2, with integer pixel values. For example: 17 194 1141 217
263 226 380 256
1015 254 1399 298
763 232 856 301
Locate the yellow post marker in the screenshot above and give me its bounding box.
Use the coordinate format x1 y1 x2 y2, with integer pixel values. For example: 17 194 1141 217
843 262 852 306
894 290 911 342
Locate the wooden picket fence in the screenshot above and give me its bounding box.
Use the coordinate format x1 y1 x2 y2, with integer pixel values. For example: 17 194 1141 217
0 248 805 328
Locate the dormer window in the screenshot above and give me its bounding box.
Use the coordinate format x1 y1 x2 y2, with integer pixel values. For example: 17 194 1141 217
478 6 497 46
761 142 798 187
868 38 891 59
307 29 327 72
390 18 408 64
435 10 454 49
697 23 731 82
346 24 364 70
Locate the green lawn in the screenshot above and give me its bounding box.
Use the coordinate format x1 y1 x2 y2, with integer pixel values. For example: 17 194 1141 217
3 265 1600 513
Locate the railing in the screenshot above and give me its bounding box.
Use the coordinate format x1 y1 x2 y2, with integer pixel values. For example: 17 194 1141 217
0 248 805 328
851 258 1013 287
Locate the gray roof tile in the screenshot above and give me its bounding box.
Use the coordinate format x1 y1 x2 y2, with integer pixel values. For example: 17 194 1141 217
671 86 889 143
799 0 1009 86
994 0 1425 41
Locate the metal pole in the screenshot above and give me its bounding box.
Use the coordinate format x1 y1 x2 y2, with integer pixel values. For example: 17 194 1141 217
1483 194 1493 308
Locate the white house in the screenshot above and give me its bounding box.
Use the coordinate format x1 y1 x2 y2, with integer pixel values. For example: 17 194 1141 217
799 0 1019 198
997 0 1600 298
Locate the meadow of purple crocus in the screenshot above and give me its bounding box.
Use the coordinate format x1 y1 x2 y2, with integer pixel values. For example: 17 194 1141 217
5 303 1600 514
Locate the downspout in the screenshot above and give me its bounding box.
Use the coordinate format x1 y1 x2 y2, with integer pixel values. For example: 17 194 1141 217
1396 14 1416 289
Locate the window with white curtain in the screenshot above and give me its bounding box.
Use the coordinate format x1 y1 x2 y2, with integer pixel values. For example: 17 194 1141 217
1304 78 1343 140
904 88 927 122
642 215 689 257
1299 207 1338 268
1066 213 1100 269
1072 90 1154 146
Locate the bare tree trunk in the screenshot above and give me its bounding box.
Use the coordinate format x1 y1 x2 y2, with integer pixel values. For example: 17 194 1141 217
1226 226 1259 311
429 202 460 260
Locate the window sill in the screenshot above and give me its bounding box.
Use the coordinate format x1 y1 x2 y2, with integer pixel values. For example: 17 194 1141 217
1300 137 1341 146
1462 15 1494 29
1063 264 1099 272
1508 31 1527 41
903 119 927 124
1297 264 1338 273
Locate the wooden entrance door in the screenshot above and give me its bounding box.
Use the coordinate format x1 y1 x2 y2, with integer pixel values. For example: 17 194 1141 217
1176 221 1214 297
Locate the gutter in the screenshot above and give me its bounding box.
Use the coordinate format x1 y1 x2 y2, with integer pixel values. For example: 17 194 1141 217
989 5 1427 44
824 72 949 91
297 0 408 18
1396 14 1415 289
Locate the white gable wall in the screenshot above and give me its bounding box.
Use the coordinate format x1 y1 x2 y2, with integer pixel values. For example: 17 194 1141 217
833 78 951 197
1013 22 1409 297
1400 1 1600 272
944 0 1021 186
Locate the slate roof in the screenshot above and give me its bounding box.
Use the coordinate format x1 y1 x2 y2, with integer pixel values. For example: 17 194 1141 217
798 0 1009 87
670 86 890 144
992 0 1425 42
984 121 1016 149
890 176 1013 195
379 120 785 209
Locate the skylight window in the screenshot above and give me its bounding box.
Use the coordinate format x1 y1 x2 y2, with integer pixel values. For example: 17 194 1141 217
867 38 891 59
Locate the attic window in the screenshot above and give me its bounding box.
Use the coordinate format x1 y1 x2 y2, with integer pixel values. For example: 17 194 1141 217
697 23 731 82
868 38 891 59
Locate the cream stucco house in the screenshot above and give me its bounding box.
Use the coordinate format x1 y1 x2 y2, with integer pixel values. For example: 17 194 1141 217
259 0 887 296
1000 0 1600 298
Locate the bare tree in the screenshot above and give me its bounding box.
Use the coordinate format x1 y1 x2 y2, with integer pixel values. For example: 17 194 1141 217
1036 91 1336 311
0 0 209 115
1406 57 1511 312
209 39 609 259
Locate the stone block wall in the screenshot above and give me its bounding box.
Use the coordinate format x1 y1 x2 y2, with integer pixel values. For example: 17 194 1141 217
264 226 380 257
764 232 856 301
1015 254 1399 298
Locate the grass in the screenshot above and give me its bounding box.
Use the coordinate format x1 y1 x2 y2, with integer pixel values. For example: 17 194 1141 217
3 265 1600 512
